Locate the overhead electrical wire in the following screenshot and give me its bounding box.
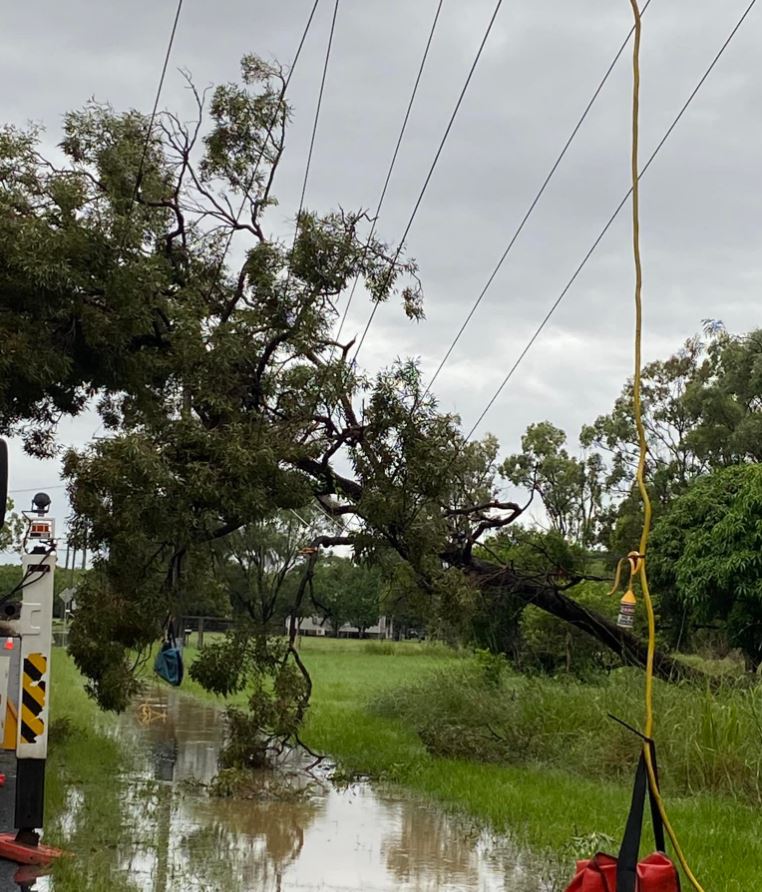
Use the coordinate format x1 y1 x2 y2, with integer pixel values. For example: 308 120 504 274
8 485 67 495
288 0 341 268
333 0 445 352
397 0 758 536
351 0 505 364
421 0 654 400
129 0 185 205
463 0 758 445
367 1 657 501
205 0 322 306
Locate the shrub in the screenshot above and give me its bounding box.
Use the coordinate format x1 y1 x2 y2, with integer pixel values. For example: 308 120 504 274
372 660 762 803
519 581 622 678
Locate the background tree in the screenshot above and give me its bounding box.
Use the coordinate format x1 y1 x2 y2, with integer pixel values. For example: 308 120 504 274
682 328 762 466
649 464 762 669
311 556 381 637
217 510 323 631
582 327 762 554
502 422 603 546
0 499 25 553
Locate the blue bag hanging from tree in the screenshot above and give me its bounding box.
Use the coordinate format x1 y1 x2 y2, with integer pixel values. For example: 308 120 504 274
154 619 183 686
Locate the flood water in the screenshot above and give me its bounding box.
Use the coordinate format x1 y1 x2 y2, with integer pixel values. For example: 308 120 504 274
36 687 555 892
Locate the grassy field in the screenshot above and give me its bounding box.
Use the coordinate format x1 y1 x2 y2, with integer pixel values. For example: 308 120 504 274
169 636 762 890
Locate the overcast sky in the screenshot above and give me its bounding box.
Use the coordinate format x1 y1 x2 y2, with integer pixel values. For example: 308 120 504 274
2 0 760 534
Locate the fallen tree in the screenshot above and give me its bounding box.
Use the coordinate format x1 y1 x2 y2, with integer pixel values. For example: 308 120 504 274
0 55 700 713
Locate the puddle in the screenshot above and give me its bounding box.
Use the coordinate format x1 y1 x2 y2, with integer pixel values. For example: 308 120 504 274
37 687 557 891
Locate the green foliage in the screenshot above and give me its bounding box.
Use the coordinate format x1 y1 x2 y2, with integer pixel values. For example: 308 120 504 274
67 564 155 711
472 647 508 688
0 55 444 709
683 328 762 465
470 528 588 660
218 511 318 628
0 498 24 551
520 581 622 677
650 464 762 668
190 633 309 768
187 633 249 697
502 422 603 545
312 556 382 634
583 328 762 551
480 527 588 578
0 562 21 594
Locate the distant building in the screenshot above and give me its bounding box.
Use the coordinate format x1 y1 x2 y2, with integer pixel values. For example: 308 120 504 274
287 614 394 640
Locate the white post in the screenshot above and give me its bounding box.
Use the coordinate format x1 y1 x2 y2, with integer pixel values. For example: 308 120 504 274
9 545 56 837
0 645 11 744
15 550 55 760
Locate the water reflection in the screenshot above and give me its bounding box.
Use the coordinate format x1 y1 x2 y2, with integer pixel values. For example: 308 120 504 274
41 686 551 891
383 802 485 888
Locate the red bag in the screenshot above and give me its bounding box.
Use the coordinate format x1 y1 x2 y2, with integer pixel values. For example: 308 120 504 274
565 750 681 892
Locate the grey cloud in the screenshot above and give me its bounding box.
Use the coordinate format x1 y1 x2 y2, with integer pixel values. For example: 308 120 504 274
2 0 760 522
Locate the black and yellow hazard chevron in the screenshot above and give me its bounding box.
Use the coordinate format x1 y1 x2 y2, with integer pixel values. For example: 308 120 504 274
20 653 47 745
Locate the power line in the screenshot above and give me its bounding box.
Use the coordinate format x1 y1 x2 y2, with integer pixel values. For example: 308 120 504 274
205 0 322 312
291 0 341 257
130 0 185 204
464 0 758 444
8 485 66 496
422 0 654 400
333 0 445 351
276 0 340 327
351 0 505 364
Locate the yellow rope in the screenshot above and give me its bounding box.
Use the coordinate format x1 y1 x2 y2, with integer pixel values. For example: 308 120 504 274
606 557 627 597
627 3 705 888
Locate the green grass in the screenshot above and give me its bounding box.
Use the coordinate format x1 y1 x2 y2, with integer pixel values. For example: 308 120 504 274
45 650 145 891
177 636 761 891
174 635 462 708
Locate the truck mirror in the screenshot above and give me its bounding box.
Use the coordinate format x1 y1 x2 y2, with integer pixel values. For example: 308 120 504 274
0 439 7 530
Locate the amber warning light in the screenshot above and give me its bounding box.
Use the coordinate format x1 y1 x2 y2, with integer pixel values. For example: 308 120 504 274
29 520 54 540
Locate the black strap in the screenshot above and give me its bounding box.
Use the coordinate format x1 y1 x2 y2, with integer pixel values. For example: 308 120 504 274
0 438 7 529
616 745 666 892
165 616 178 648
647 744 666 854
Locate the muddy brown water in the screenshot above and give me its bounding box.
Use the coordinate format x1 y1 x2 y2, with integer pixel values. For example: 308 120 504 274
38 687 556 892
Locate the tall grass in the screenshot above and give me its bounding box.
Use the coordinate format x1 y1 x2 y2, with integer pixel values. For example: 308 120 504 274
372 660 762 804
